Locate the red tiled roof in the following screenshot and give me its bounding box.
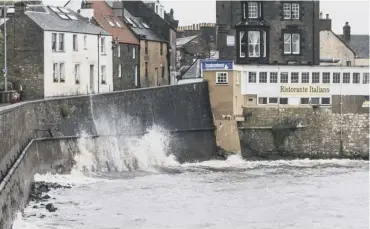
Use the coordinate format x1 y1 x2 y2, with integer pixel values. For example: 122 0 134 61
89 1 139 45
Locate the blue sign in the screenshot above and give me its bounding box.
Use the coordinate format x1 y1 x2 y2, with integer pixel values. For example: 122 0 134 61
201 60 233 71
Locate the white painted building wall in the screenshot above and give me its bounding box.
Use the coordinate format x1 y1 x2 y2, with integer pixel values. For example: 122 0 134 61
44 31 113 97
235 65 369 105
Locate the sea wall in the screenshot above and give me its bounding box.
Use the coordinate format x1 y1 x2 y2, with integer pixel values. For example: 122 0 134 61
0 82 216 228
238 107 369 159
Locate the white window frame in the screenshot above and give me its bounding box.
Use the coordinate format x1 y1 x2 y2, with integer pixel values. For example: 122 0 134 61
283 33 291 54
52 33 57 51
284 33 300 54
59 62 65 82
74 64 80 84
100 37 106 54
268 97 278 104
59 33 64 51
363 73 369 84
280 72 288 83
333 72 341 83
118 64 122 78
135 65 138 87
259 72 267 83
258 97 268 105
73 34 78 51
321 97 331 106
216 72 228 85
269 72 278 83
133 47 136 59
292 3 300 19
322 72 330 83
291 72 299 83
248 31 260 57
343 73 350 83
302 72 310 83
353 73 360 84
312 72 320 83
240 31 246 58
53 63 58 82
283 3 291 19
101 65 106 84
117 45 120 57
248 2 259 19
248 72 257 83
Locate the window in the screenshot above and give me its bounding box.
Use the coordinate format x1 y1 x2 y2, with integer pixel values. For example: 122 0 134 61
353 73 360 83
145 41 148 54
269 97 278 104
343 73 350 83
310 97 320 105
216 72 228 84
142 22 150 29
133 47 136 59
312 72 320 83
107 17 115 27
74 64 80 84
161 65 165 78
52 33 57 51
160 43 163 55
279 98 288 104
248 72 256 83
115 20 122 27
134 65 138 87
118 64 121 78
117 45 120 57
59 33 64 51
100 37 106 54
53 63 58 82
101 65 106 84
301 72 309 83
155 5 158 13
145 62 148 77
239 31 246 58
73 34 78 51
322 72 330 83
280 72 288 83
59 63 65 82
300 98 310 105
84 35 87 49
270 72 278 83
284 33 300 54
333 72 340 83
248 31 260 57
248 2 259 18
346 61 351 66
283 3 299 19
363 73 369 84
259 72 267 83
321 97 331 105
258 97 267 104
291 72 299 83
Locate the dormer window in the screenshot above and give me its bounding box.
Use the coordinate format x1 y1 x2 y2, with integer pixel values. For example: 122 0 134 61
242 1 261 19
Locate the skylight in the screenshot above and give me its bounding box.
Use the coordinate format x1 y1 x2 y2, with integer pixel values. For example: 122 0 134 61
106 18 115 27
125 17 137 27
130 18 142 28
115 20 122 27
141 22 150 29
57 13 69 20
68 14 78 20
58 7 70 14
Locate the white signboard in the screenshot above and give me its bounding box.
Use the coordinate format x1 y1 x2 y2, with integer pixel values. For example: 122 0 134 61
226 35 235 46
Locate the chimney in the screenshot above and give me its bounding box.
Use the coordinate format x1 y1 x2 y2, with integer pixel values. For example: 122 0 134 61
319 11 323 19
14 1 26 15
326 14 329 19
112 1 124 18
343 22 351 41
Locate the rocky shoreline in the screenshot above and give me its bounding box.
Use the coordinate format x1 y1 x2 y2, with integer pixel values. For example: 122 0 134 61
29 181 72 214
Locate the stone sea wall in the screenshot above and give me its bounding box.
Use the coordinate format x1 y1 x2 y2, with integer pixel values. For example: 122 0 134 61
0 82 217 229
238 107 369 159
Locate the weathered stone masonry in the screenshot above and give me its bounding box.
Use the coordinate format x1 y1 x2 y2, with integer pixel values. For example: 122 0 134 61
0 82 216 229
238 107 369 159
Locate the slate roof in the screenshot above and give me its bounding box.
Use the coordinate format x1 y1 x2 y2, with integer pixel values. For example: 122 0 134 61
25 5 109 35
123 9 166 42
176 35 198 48
88 1 139 45
338 34 370 59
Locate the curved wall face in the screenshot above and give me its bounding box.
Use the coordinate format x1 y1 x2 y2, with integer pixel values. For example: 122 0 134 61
0 82 217 229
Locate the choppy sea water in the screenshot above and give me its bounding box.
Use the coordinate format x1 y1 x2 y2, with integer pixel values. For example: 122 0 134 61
12 127 369 229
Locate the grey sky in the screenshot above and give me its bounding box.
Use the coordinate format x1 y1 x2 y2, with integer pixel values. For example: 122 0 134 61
47 0 370 35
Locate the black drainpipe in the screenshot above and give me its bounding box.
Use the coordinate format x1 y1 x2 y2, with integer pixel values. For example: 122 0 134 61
312 0 315 64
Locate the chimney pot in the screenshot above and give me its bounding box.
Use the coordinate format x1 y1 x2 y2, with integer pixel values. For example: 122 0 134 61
343 22 351 41
14 1 26 15
319 11 323 19
326 14 329 19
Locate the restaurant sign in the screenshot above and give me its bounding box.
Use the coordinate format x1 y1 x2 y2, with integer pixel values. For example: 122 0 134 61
280 85 330 95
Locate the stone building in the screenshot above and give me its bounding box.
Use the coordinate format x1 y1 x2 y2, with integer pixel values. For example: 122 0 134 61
216 1 320 65
1 2 113 100
124 0 178 85
176 23 217 69
319 13 356 66
338 22 369 66
66 1 140 90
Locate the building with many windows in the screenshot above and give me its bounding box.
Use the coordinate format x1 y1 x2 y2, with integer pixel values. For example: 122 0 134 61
216 1 320 65
2 2 112 99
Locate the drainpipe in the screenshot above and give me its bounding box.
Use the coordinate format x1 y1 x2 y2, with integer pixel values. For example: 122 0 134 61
3 2 7 92
97 32 102 94
339 67 343 155
312 0 315 64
